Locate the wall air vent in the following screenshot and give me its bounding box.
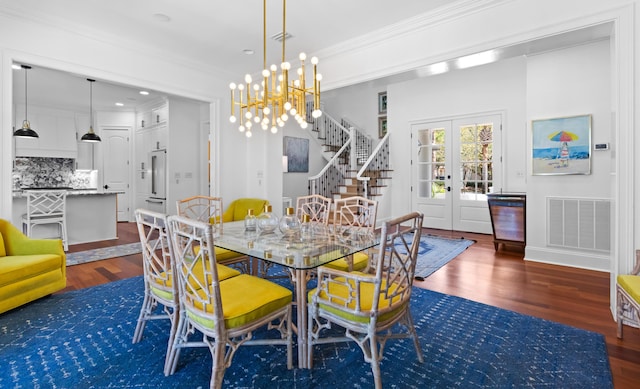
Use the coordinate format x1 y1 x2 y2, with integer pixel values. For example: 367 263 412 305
547 197 610 252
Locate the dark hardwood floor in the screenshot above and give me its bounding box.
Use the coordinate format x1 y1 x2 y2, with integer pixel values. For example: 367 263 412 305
60 222 640 388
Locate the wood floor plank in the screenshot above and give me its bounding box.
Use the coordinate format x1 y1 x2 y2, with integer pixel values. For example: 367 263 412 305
58 222 639 387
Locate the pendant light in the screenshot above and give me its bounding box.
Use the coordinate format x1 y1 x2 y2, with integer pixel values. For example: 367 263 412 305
13 65 39 138
81 78 101 142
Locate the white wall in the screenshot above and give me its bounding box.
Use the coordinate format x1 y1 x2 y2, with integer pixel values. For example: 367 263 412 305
282 125 326 210
167 97 204 215
525 40 611 270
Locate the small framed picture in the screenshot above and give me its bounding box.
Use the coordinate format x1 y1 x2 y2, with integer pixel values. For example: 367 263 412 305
378 116 387 138
378 92 387 114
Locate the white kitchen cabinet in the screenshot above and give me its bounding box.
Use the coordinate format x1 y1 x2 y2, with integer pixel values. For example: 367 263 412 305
149 124 167 150
75 113 93 169
14 105 77 158
136 110 152 130
135 129 151 194
152 105 168 126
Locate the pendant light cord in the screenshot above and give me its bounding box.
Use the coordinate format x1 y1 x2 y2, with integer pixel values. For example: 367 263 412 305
24 66 28 121
89 79 93 128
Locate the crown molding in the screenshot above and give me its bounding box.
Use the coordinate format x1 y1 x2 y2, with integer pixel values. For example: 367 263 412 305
0 5 232 79
314 0 510 61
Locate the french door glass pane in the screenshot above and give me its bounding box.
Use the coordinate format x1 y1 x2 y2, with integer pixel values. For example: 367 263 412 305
417 128 446 199
459 123 493 201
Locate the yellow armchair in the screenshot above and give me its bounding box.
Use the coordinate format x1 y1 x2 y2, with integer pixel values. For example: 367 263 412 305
0 219 66 314
222 198 270 222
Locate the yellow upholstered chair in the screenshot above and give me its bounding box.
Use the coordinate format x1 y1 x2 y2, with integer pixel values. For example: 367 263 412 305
296 194 332 225
166 215 292 387
307 212 425 389
324 196 378 272
617 250 640 339
0 218 66 314
132 208 240 376
177 195 250 273
221 198 269 223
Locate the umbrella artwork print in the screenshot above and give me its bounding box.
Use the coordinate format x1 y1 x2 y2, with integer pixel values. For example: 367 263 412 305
532 114 591 175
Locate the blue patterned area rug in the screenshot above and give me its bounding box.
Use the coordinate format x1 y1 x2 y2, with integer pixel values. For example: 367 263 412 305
412 234 474 278
66 242 144 266
0 276 612 388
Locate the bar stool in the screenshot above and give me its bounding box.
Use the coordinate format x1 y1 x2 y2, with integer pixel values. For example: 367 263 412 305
22 190 69 251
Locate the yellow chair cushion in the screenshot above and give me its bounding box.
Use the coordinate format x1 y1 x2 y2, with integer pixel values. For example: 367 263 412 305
618 274 640 303
222 198 269 222
0 232 5 257
309 274 405 324
215 247 246 263
187 274 292 330
322 252 369 272
150 261 240 301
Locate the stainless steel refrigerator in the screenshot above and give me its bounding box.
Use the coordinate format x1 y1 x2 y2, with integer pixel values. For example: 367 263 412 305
147 149 166 212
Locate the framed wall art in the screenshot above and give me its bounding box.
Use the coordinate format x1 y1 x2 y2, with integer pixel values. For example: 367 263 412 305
378 116 388 138
531 114 591 175
283 136 309 173
378 92 387 114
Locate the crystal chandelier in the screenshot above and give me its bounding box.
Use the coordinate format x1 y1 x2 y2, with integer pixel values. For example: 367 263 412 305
229 0 322 138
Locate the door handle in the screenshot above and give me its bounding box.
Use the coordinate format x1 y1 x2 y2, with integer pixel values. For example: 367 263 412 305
447 186 451 192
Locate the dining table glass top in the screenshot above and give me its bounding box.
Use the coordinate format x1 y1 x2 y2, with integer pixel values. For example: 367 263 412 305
214 221 378 270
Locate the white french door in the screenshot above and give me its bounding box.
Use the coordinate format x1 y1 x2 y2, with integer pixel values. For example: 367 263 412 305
412 114 502 233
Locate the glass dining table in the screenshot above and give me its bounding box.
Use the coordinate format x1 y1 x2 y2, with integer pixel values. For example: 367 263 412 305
214 221 378 368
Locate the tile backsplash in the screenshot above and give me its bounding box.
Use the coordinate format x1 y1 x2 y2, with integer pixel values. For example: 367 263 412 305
13 157 97 190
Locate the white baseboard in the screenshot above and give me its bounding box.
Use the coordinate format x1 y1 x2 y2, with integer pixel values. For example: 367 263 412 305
525 245 611 272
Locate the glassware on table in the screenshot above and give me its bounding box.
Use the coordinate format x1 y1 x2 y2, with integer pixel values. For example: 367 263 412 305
300 214 313 242
257 204 278 233
244 208 257 232
279 207 300 238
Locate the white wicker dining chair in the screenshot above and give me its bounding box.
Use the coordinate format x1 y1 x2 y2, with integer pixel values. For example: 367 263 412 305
133 208 241 376
166 215 293 388
132 209 180 376
296 194 332 225
324 196 378 272
176 195 250 273
307 211 425 389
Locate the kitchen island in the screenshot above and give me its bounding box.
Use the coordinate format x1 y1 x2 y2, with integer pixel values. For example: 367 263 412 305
12 189 121 246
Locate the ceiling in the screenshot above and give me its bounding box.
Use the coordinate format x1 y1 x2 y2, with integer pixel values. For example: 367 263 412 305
5 0 453 112
4 0 612 113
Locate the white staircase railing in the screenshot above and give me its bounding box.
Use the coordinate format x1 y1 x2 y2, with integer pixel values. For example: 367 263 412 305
356 132 390 198
307 111 353 198
305 102 390 200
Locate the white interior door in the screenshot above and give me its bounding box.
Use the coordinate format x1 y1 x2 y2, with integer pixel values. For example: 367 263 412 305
412 114 502 233
102 128 131 222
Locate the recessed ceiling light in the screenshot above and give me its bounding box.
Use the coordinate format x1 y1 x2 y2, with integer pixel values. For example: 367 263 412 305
115 102 124 107
139 91 149 96
11 64 21 70
152 13 171 22
243 49 255 55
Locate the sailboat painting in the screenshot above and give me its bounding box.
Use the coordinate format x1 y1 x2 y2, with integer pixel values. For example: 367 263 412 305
532 114 591 175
